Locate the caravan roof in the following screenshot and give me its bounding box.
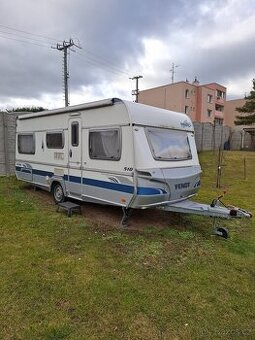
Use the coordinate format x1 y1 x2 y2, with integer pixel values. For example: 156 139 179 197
18 98 194 132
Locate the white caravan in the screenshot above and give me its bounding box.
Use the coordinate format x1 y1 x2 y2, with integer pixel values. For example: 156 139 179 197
15 98 251 237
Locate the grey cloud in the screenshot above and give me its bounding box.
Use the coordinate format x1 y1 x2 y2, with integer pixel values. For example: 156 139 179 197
0 0 253 104
178 36 255 89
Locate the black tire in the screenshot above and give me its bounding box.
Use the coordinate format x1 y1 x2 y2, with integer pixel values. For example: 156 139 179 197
52 183 65 204
215 227 229 239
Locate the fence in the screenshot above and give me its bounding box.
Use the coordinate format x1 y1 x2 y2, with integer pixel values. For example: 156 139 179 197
0 112 254 176
0 112 17 176
193 122 253 152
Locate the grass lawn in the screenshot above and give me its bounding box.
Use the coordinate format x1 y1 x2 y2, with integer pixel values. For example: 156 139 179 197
0 151 254 339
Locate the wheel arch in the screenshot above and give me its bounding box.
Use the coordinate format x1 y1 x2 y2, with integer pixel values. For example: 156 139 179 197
50 177 67 196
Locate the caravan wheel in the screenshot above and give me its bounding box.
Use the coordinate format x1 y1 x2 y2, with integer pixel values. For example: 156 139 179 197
52 183 65 203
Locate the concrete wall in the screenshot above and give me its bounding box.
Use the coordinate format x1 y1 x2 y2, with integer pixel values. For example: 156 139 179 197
0 112 17 176
229 129 253 150
193 121 254 152
193 122 231 152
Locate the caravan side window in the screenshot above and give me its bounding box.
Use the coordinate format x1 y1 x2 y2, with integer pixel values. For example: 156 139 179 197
18 134 35 154
46 131 64 149
89 129 121 160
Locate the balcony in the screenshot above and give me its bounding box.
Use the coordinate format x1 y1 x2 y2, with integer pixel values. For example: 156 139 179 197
214 110 224 119
215 96 225 105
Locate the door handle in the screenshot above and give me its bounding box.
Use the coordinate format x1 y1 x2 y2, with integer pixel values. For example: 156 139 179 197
69 149 72 158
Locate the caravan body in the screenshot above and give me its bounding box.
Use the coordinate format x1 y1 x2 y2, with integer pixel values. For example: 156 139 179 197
15 98 201 209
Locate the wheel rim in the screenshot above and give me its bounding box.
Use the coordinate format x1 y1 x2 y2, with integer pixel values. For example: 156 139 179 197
216 227 229 239
54 185 63 202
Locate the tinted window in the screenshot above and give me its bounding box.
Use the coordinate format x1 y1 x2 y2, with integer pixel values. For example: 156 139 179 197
18 134 35 154
46 132 64 149
89 129 121 160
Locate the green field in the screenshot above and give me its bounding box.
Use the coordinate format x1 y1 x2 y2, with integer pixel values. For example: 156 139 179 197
0 151 254 339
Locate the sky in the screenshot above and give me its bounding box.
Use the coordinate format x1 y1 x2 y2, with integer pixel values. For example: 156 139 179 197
0 0 255 110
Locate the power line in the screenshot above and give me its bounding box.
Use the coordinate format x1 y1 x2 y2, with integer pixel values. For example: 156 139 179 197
0 29 55 46
0 23 59 42
0 24 134 98
74 52 124 77
79 48 129 76
0 24 130 77
0 34 51 48
75 51 129 77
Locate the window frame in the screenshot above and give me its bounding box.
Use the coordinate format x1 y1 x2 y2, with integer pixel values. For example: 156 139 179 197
17 133 35 155
207 94 213 103
207 109 212 117
145 127 192 162
46 131 65 149
89 128 122 161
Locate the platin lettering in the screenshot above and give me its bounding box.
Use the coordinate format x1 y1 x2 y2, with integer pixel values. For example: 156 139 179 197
175 182 190 190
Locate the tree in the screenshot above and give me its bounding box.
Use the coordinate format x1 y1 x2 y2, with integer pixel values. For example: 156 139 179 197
6 106 46 113
235 79 255 125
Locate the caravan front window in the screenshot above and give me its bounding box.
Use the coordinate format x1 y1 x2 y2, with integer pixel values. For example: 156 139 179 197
146 128 192 161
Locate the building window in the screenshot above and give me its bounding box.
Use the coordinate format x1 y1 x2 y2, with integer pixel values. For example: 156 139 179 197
185 89 189 98
184 106 189 114
89 129 121 160
46 131 64 149
71 122 79 147
216 90 225 99
207 109 212 117
207 94 213 103
18 134 35 154
215 104 224 112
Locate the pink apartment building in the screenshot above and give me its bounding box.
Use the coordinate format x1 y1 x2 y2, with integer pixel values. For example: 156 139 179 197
224 98 246 127
225 98 255 143
139 80 226 125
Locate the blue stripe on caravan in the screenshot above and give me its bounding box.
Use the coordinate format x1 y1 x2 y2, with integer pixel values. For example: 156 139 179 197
32 169 53 177
16 167 52 177
15 167 166 196
15 166 32 174
68 175 82 184
83 178 165 195
19 169 32 174
137 187 167 195
83 177 134 194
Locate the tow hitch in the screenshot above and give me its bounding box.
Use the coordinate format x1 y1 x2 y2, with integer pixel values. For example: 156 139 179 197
158 193 252 239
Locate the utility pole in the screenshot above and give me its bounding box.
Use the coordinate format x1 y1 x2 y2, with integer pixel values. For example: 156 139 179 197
130 75 143 102
52 39 81 107
170 62 180 84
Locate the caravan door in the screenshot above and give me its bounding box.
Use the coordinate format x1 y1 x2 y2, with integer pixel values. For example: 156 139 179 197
67 118 82 198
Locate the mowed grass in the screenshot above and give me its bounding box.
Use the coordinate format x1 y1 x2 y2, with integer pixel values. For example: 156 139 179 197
0 151 254 339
